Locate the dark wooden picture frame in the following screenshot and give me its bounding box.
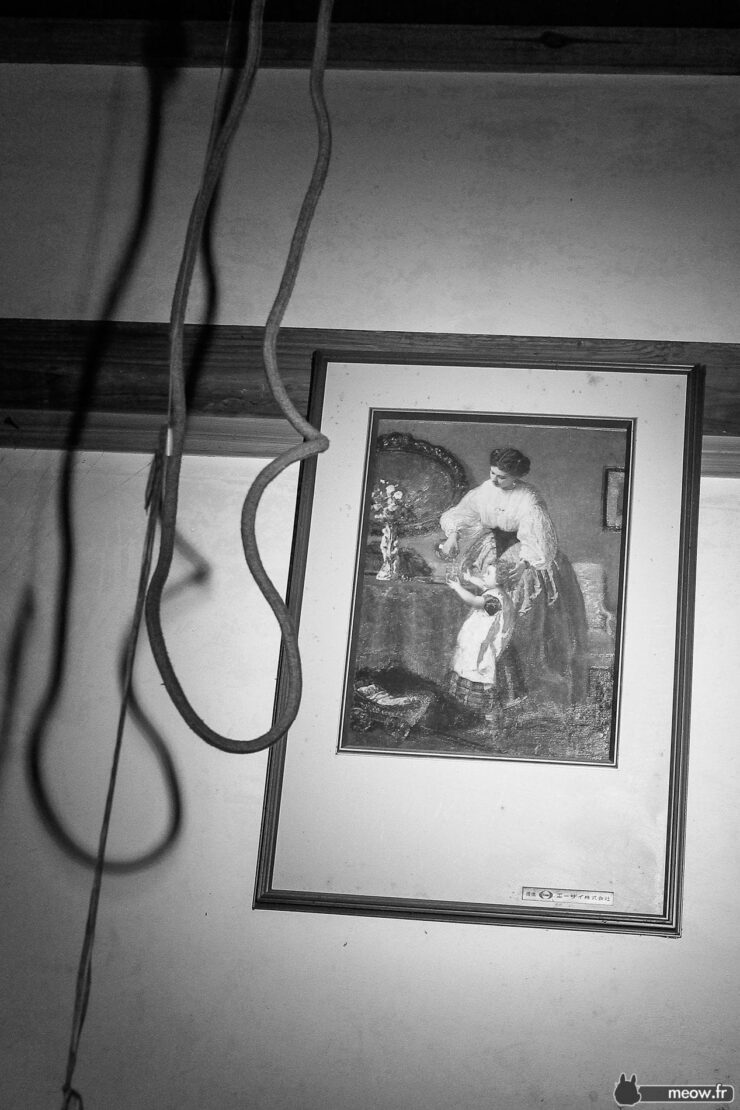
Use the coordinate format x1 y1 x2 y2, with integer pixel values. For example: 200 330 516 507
252 349 703 934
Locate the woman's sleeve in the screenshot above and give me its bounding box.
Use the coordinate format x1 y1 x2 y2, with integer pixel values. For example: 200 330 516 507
440 488 481 537
516 492 558 568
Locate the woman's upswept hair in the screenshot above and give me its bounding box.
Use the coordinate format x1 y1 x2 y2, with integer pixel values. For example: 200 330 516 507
489 446 530 478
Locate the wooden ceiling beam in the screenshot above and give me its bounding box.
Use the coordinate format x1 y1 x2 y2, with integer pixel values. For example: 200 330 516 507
2 19 740 73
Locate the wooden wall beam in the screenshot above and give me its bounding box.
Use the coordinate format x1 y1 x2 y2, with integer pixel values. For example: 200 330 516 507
2 318 738 431
1 319 739 476
2 19 740 74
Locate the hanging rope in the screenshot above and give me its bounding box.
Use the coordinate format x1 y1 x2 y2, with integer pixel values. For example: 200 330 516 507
36 5 335 1105
54 10 249 1104
144 0 334 753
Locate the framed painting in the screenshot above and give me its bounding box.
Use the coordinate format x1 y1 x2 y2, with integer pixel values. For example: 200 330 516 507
255 350 704 934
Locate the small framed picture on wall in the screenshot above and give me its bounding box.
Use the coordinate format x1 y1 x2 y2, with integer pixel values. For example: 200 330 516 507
603 466 626 530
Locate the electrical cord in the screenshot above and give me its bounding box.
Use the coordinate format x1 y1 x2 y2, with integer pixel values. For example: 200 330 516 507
59 443 163 1110
144 0 334 753
49 6 334 1103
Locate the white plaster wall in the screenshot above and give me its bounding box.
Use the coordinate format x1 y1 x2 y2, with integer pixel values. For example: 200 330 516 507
1 62 739 1109
2 67 740 341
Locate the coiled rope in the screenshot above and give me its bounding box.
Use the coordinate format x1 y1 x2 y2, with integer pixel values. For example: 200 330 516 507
144 0 333 753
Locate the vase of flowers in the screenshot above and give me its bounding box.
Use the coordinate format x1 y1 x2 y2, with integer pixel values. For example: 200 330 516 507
370 479 413 581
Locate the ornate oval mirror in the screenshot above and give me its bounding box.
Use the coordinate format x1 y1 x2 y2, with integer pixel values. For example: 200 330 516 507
369 432 469 537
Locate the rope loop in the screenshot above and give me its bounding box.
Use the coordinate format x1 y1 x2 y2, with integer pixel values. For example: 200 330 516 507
145 0 334 754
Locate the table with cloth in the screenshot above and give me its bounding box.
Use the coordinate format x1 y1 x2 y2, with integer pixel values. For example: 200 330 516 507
353 576 462 684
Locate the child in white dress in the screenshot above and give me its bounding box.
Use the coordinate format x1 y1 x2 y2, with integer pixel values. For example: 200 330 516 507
445 561 516 720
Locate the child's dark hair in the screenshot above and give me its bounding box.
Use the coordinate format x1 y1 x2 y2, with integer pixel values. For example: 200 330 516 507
483 595 502 617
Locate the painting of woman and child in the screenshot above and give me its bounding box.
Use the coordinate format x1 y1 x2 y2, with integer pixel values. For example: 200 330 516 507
340 413 631 764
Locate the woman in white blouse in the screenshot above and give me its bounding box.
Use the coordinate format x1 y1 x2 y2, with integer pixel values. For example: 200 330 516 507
439 446 588 708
